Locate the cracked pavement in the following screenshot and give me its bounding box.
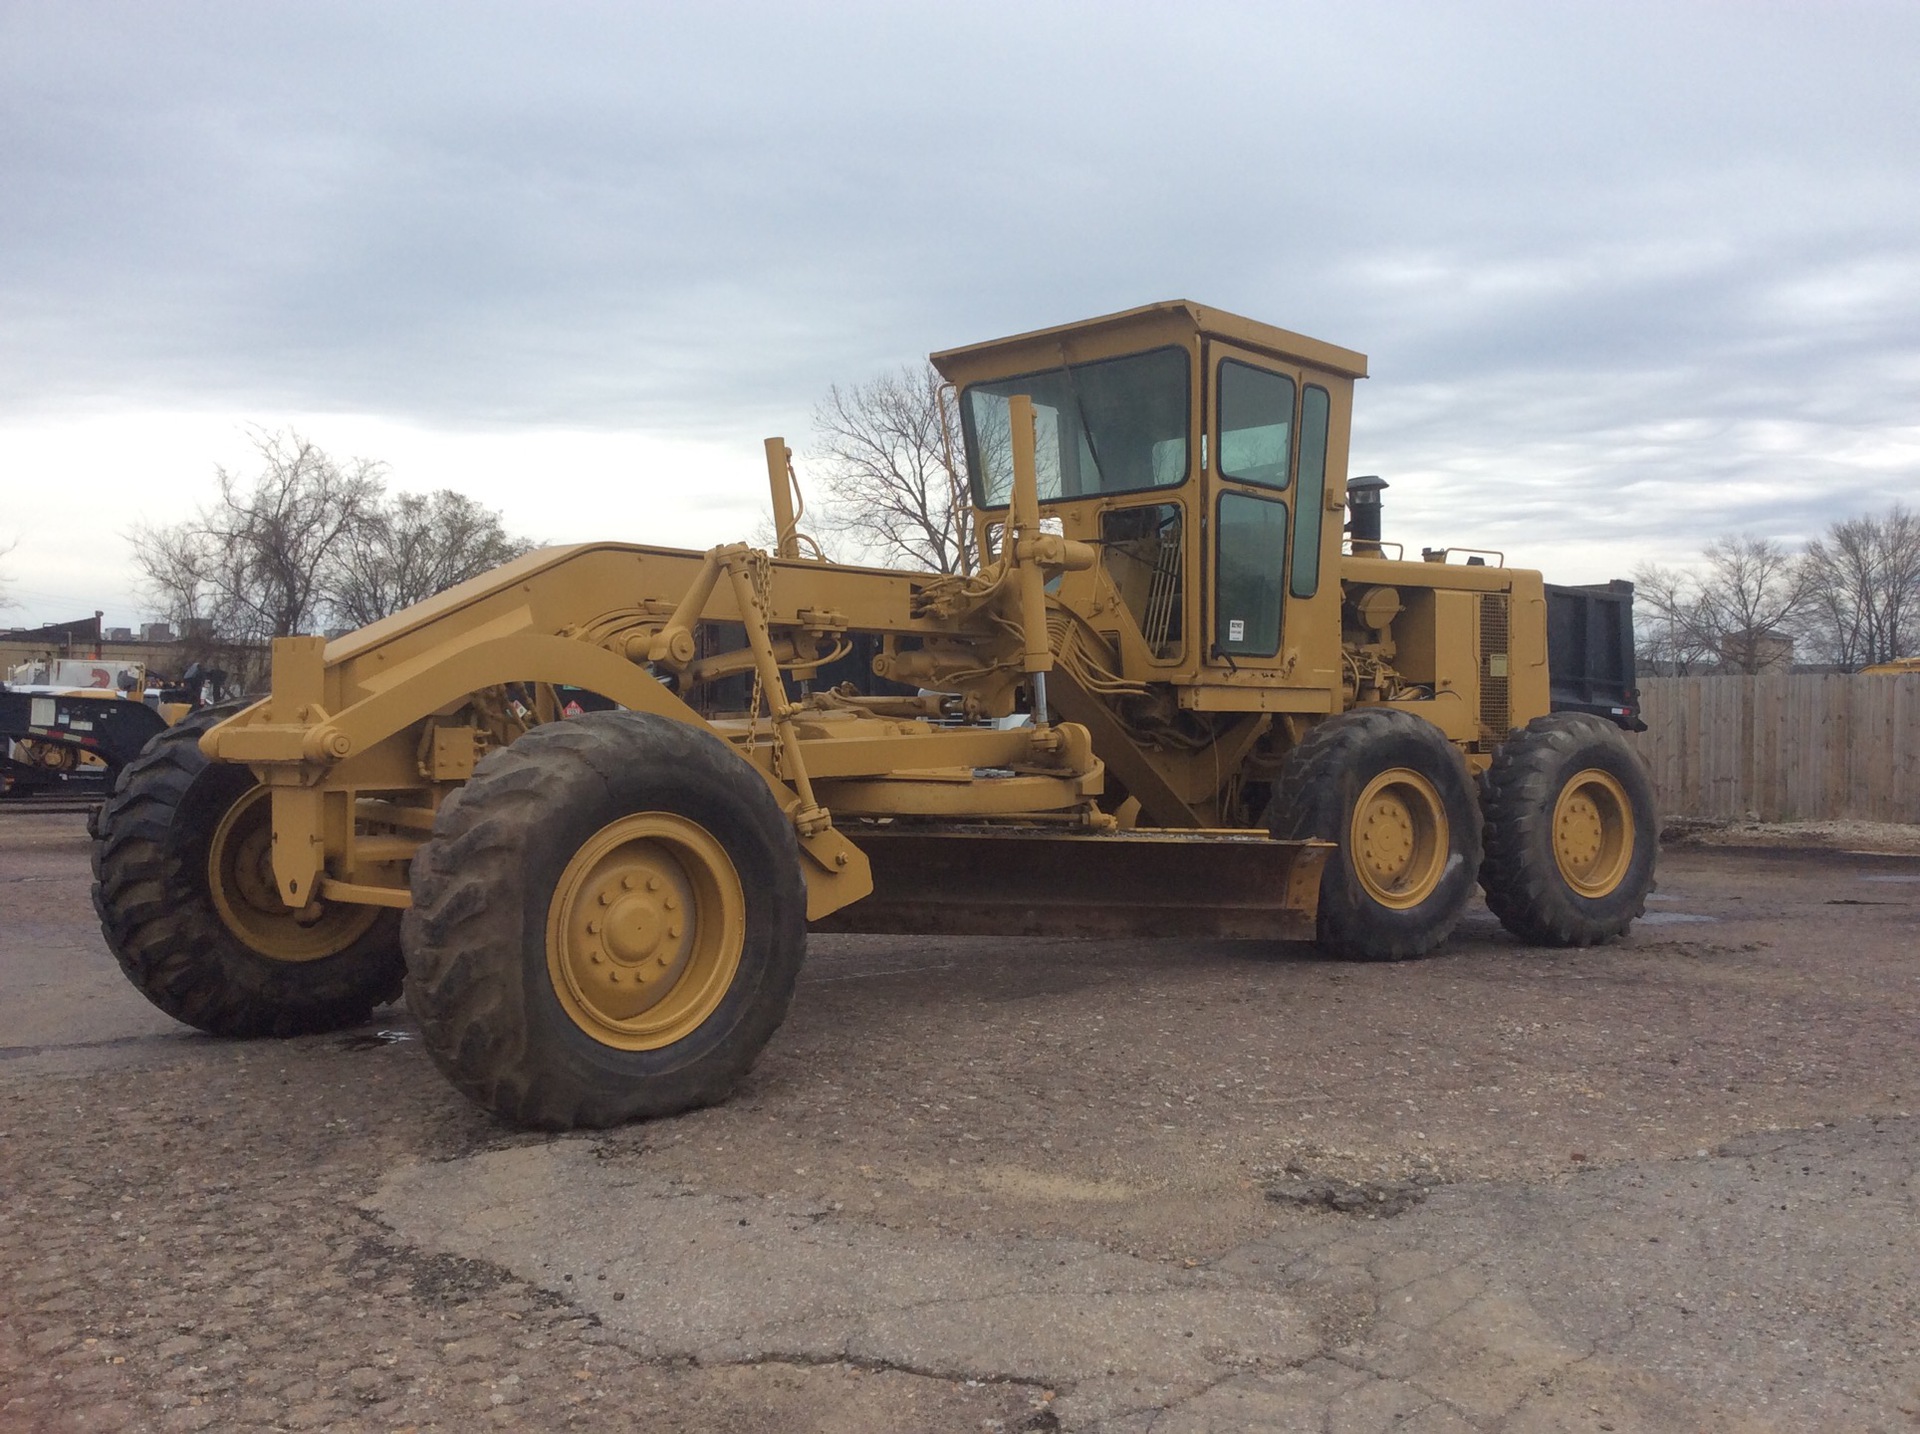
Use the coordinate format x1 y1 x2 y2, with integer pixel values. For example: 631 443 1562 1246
2 813 1917 1431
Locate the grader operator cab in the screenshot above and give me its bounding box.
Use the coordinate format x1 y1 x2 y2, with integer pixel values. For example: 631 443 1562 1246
92 301 1657 1129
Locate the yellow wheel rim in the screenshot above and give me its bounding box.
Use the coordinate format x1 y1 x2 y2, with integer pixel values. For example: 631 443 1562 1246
1349 767 1449 910
545 812 745 1051
1552 768 1634 898
207 787 380 962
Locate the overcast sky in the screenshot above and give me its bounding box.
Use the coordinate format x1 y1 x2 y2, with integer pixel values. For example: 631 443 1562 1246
3 1 1916 627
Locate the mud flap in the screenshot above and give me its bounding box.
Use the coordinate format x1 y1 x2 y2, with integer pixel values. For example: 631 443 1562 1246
810 827 1331 941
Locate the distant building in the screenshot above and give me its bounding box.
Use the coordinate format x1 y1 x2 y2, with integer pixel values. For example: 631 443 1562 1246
1706 628 1796 674
1749 630 1795 673
2 614 264 689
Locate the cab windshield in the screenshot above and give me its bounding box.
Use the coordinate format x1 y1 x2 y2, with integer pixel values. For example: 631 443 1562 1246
961 347 1189 508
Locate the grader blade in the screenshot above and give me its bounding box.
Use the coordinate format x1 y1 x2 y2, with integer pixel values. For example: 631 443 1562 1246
812 828 1332 941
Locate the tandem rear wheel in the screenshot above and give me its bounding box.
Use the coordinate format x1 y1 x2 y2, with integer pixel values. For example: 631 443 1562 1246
1271 708 1484 962
1479 712 1658 945
402 710 808 1130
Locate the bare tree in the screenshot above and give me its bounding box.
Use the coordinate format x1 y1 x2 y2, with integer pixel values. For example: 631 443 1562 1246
328 489 535 628
1695 535 1811 673
1630 561 1715 674
134 432 536 656
1633 535 1810 674
810 364 977 575
1797 504 1920 669
135 523 217 634
133 430 387 645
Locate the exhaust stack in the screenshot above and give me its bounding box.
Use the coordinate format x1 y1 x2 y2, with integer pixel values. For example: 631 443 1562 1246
1347 475 1388 555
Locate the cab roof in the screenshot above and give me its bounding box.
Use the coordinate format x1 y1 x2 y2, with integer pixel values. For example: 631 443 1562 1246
929 300 1369 385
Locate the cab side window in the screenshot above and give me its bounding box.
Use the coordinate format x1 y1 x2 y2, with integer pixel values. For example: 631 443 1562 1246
1217 361 1295 489
1291 385 1331 598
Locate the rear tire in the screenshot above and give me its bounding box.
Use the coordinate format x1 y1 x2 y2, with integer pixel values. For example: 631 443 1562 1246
1270 708 1482 961
1480 712 1657 946
402 711 807 1130
91 707 404 1036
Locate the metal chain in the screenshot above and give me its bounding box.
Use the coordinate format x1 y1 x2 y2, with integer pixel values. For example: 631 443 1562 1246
746 548 773 608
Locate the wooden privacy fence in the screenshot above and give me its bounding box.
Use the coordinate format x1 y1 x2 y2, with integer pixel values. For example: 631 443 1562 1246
1628 674 1920 823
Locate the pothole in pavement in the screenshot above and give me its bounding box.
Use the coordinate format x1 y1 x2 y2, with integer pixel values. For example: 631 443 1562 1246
1262 1164 1445 1217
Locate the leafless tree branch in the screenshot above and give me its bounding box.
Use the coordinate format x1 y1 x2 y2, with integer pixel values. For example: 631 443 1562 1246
1633 535 1809 674
1797 504 1920 669
1630 561 1716 674
1694 535 1809 673
808 364 976 576
131 430 533 652
328 490 536 629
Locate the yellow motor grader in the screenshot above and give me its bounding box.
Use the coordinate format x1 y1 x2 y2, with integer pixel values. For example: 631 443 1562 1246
92 301 1656 1129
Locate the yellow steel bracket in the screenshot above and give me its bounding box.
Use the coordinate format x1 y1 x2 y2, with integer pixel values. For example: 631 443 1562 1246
762 437 830 563
1002 394 1095 730
794 824 869 921
707 542 872 918
719 547 830 834
244 637 333 908
1005 394 1054 702
766 437 800 559
645 549 723 671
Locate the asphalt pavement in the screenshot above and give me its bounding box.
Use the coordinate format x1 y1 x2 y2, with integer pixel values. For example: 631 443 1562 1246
2 812 1915 1432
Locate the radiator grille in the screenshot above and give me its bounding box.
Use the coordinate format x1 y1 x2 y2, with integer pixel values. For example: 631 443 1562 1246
1479 594 1511 740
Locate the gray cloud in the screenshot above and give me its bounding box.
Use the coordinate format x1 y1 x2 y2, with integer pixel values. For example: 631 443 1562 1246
2 0 1916 586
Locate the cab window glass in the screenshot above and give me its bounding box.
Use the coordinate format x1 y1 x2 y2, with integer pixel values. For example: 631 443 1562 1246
1215 492 1288 657
1291 385 1331 598
962 347 1190 507
1217 361 1294 488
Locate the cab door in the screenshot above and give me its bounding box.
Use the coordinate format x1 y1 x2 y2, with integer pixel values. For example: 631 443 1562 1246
1205 345 1299 673
1203 344 1338 685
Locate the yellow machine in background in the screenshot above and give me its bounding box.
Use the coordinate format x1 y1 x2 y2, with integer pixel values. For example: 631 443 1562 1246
91 301 1657 1129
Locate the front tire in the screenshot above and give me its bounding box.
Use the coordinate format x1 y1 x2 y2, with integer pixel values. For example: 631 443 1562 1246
402 711 807 1130
1270 708 1483 961
91 707 404 1036
1479 712 1657 946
